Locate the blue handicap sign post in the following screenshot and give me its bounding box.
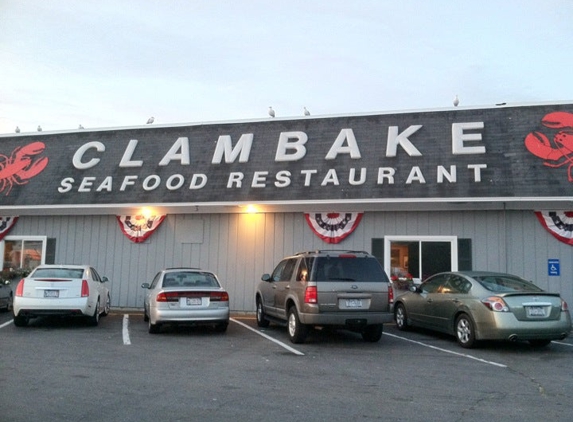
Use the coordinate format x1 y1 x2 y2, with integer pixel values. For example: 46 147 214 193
548 259 560 276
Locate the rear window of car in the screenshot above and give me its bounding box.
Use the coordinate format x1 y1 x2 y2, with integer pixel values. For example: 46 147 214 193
32 268 84 279
162 272 220 288
474 275 543 293
312 257 389 282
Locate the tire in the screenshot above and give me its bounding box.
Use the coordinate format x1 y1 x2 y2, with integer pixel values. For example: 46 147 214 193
455 314 476 348
394 303 409 331
287 306 308 344
101 294 111 316
143 309 149 322
148 319 160 334
256 299 270 328
214 322 228 333
87 299 100 326
13 314 28 327
362 324 383 342
529 339 552 348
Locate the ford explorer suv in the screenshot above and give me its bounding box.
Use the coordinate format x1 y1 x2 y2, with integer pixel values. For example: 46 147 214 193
255 250 394 343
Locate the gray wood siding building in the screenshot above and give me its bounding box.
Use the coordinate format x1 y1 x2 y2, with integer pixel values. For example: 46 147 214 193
5 209 572 311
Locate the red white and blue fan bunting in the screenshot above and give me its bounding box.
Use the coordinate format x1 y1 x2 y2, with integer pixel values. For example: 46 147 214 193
116 215 166 243
0 216 18 241
305 212 363 244
535 211 573 246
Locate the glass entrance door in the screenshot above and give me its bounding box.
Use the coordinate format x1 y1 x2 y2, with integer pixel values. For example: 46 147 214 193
384 236 458 284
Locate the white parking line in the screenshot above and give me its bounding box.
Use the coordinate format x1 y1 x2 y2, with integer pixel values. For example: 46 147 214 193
0 320 13 329
552 341 573 347
384 332 507 368
123 314 131 345
230 318 305 356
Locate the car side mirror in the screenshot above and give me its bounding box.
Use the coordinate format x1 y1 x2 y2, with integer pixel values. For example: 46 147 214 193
2 280 10 286
261 274 272 282
141 283 151 289
410 285 419 293
102 276 109 283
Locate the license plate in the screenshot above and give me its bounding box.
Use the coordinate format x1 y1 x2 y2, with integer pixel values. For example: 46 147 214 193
527 306 546 317
345 299 363 308
186 297 202 306
44 290 59 298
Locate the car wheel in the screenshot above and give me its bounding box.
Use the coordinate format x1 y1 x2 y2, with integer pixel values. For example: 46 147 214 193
529 339 552 348
214 322 228 333
455 314 476 348
101 294 111 317
287 306 308 344
362 324 383 342
395 303 409 331
87 299 100 326
143 309 149 322
256 299 270 328
148 319 160 334
13 314 28 327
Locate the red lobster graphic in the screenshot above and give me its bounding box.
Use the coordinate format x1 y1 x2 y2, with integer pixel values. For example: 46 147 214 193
525 111 573 182
0 142 49 195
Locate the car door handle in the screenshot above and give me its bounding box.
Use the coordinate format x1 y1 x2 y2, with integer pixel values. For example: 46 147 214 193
426 299 433 303
285 285 290 289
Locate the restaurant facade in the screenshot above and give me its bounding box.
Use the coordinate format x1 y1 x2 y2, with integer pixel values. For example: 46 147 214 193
1 101 572 311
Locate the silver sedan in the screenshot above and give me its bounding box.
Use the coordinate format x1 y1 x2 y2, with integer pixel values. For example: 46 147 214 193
394 271 571 348
141 268 229 334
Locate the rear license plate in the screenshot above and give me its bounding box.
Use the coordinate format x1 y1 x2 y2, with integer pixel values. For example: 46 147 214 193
44 290 59 298
186 297 202 306
345 299 363 308
527 306 546 317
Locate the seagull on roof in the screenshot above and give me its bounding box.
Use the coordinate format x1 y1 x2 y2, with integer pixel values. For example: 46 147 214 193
453 95 459 107
37 125 42 132
15 126 20 133
304 107 310 116
268 107 275 118
147 116 155 124
78 124 84 129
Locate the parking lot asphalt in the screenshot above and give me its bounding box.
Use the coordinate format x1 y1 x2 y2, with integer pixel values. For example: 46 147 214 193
1 309 572 422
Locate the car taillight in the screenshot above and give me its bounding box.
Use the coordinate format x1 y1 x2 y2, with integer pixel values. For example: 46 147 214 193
388 284 394 305
210 292 229 301
15 279 25 297
562 299 569 312
156 291 229 302
304 286 318 304
81 280 89 297
156 292 170 302
481 296 509 312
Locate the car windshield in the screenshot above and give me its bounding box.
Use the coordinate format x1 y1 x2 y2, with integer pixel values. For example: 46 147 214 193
474 275 543 293
32 268 84 278
163 271 220 288
312 257 388 282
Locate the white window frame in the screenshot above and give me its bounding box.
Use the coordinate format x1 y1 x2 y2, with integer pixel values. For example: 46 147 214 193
0 236 48 270
384 235 458 283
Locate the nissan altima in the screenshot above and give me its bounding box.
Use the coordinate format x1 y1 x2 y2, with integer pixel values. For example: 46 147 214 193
141 268 229 334
12 265 111 327
393 271 571 348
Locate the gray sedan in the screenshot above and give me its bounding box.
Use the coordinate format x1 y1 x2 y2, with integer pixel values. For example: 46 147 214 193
393 271 571 348
141 268 229 334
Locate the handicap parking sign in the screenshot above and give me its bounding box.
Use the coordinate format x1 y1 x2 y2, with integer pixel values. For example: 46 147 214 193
548 259 560 276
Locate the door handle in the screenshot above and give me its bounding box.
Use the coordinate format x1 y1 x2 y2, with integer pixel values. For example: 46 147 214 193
285 285 290 289
426 299 433 303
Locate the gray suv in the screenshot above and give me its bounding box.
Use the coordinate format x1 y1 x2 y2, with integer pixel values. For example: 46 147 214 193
255 250 394 343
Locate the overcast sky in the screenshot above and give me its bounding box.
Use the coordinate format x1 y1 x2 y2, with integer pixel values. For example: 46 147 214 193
1 0 572 134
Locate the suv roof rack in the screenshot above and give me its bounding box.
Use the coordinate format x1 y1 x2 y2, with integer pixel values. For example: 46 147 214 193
295 250 370 256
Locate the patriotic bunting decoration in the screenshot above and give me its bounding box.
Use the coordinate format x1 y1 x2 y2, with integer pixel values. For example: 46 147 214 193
535 211 573 246
116 215 166 243
0 216 18 241
304 212 363 244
